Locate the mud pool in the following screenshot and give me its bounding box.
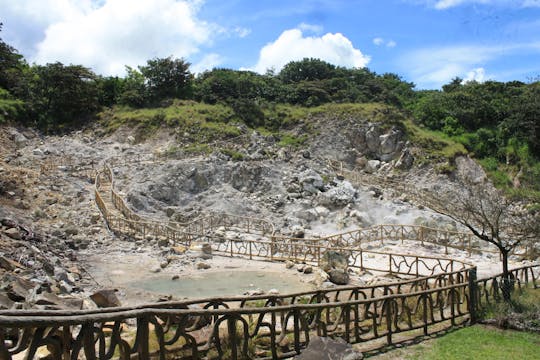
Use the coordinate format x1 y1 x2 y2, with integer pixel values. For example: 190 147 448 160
128 270 312 299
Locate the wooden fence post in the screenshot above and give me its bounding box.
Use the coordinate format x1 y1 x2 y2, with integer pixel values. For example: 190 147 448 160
468 267 478 324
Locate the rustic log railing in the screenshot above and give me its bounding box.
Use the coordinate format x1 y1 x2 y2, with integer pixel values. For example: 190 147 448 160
7 154 534 359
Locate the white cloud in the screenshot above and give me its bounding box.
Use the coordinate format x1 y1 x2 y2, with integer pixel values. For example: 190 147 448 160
463 67 487 82
373 37 384 46
298 23 324 34
251 28 370 73
415 0 540 9
6 0 216 76
233 27 251 38
401 42 540 88
191 53 223 74
373 37 397 47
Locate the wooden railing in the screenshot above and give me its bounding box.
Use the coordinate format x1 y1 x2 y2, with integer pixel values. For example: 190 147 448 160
5 154 533 359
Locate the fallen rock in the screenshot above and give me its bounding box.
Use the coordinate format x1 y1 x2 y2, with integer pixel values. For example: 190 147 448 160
90 289 121 308
327 269 349 285
295 336 363 360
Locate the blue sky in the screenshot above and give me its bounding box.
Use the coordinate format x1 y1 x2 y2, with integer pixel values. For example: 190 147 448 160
1 0 539 88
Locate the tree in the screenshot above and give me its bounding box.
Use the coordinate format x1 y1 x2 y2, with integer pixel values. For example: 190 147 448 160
139 56 192 102
279 58 336 83
0 23 27 96
416 177 539 300
27 62 98 131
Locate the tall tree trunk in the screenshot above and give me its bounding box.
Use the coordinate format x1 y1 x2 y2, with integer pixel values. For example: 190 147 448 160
501 249 513 302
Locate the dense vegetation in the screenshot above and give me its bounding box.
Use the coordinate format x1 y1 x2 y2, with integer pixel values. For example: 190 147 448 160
1 24 538 198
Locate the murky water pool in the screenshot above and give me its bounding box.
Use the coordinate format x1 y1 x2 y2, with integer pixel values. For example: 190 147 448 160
127 271 312 298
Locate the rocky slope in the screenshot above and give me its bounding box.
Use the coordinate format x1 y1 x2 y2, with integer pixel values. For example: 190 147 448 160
0 115 533 310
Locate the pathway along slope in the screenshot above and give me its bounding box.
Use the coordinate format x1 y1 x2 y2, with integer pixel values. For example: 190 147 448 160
0 153 538 360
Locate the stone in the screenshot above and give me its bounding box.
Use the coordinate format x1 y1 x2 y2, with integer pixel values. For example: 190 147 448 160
268 288 280 295
197 262 211 270
0 256 21 271
157 238 169 247
285 260 295 269
32 148 44 156
90 289 121 308
126 135 136 144
244 288 264 296
299 170 324 194
303 266 313 274
327 269 349 285
160 261 169 269
395 148 414 170
318 181 356 208
290 225 305 239
364 160 381 174
295 336 363 360
355 156 368 169
172 275 180 280
0 292 15 309
172 245 187 254
3 227 22 240
63 225 79 236
320 251 349 272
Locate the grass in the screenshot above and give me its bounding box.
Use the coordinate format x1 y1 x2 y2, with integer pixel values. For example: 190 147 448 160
370 325 540 360
403 119 468 163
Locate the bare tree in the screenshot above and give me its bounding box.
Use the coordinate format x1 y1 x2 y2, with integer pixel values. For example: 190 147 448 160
416 178 539 300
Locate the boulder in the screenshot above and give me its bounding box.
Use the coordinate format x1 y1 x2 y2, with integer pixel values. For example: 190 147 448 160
295 336 363 360
299 170 324 194
318 181 356 208
90 289 121 308
320 251 349 273
327 269 349 285
320 251 350 285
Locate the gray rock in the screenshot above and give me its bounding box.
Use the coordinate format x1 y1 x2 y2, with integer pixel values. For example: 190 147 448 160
364 160 381 174
303 266 313 274
395 148 414 170
299 170 324 194
320 250 349 275
285 260 295 269
327 269 350 285
295 336 363 360
318 181 356 208
290 225 305 239
3 227 22 240
32 148 44 156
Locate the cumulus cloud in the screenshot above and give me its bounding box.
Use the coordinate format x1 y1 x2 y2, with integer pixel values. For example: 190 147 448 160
463 67 487 82
251 28 370 73
30 0 216 75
